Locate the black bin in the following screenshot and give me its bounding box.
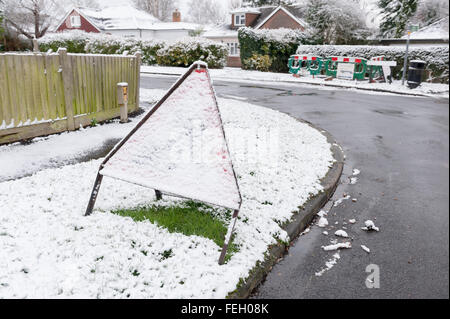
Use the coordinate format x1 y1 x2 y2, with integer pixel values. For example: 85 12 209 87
407 60 426 89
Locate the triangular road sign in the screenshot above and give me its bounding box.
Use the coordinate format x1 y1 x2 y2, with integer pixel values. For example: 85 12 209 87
84 62 242 264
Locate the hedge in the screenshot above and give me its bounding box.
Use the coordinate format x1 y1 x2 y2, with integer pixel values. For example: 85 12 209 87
38 31 228 68
238 27 317 73
156 37 228 69
296 45 449 83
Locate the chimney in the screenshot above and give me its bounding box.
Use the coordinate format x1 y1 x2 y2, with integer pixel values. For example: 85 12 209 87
173 9 181 22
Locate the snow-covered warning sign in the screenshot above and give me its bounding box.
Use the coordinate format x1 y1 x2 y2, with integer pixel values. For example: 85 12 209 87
84 62 242 264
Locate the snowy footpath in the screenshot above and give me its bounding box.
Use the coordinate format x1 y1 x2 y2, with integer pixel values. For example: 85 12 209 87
142 66 449 98
0 89 334 298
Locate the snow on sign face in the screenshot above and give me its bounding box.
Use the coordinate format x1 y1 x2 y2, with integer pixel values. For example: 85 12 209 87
100 63 241 210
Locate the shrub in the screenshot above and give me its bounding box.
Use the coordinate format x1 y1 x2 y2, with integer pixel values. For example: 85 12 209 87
296 44 449 83
156 37 228 69
243 54 272 72
39 30 90 53
238 27 318 73
38 32 227 68
85 36 165 65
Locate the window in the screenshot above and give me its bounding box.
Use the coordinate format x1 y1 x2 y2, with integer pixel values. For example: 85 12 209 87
234 14 246 26
227 42 240 57
70 15 81 28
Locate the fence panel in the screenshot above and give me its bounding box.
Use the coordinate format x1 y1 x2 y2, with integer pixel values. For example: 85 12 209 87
0 50 141 145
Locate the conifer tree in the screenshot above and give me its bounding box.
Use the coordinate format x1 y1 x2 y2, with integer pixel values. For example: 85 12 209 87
379 0 418 38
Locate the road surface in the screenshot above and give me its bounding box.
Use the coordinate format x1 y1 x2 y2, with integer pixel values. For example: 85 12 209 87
141 74 449 299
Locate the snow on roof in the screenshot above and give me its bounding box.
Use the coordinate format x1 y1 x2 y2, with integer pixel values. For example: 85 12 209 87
78 6 160 30
402 17 449 40
203 24 238 38
75 6 198 31
144 22 200 31
230 7 261 14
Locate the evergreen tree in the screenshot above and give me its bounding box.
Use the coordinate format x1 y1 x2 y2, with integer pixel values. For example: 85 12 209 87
379 0 418 38
303 0 369 45
412 0 449 27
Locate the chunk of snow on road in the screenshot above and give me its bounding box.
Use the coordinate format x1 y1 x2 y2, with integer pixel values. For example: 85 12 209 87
323 231 329 236
322 242 352 251
362 220 380 232
352 198 358 202
349 177 358 185
317 217 329 228
301 228 311 236
0 97 334 298
334 195 351 207
353 169 360 176
315 253 340 277
317 210 328 218
361 245 371 254
349 219 356 224
334 230 349 238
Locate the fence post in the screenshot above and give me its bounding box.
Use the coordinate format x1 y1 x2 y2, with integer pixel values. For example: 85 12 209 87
117 82 128 123
135 51 141 110
57 48 76 131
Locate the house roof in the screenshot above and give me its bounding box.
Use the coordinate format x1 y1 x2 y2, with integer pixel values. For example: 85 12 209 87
56 6 199 32
203 5 308 39
203 24 238 38
78 6 160 30
253 6 308 29
230 7 261 14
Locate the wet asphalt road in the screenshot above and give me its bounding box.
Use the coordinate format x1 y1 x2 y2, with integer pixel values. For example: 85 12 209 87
141 74 449 299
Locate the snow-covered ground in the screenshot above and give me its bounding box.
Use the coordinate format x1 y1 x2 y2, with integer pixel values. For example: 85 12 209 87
141 66 449 98
0 89 334 298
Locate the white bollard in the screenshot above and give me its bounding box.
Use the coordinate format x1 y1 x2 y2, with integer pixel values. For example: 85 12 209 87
117 82 129 123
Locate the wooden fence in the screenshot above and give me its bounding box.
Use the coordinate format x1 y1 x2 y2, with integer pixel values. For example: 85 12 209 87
0 49 141 145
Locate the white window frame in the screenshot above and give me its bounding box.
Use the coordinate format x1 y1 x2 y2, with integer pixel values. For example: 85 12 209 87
70 15 81 28
234 13 246 26
227 42 240 57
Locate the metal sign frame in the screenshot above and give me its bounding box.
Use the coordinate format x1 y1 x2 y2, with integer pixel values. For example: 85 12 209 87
84 62 242 265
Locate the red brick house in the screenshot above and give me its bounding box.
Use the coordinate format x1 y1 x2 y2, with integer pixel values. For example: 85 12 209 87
204 6 308 67
56 8 102 33
55 6 198 42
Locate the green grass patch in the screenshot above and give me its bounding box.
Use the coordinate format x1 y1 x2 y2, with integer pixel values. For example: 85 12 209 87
113 201 239 262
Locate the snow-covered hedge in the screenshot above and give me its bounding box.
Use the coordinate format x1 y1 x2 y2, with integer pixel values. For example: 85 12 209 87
238 27 317 73
156 37 228 69
85 36 165 66
297 45 449 83
39 31 91 54
38 31 227 68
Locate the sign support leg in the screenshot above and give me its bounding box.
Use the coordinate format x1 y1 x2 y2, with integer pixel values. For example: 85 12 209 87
85 173 104 216
155 190 163 200
218 210 239 265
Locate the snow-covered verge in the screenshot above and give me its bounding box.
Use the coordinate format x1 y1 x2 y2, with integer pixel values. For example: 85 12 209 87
0 92 334 298
141 66 449 98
